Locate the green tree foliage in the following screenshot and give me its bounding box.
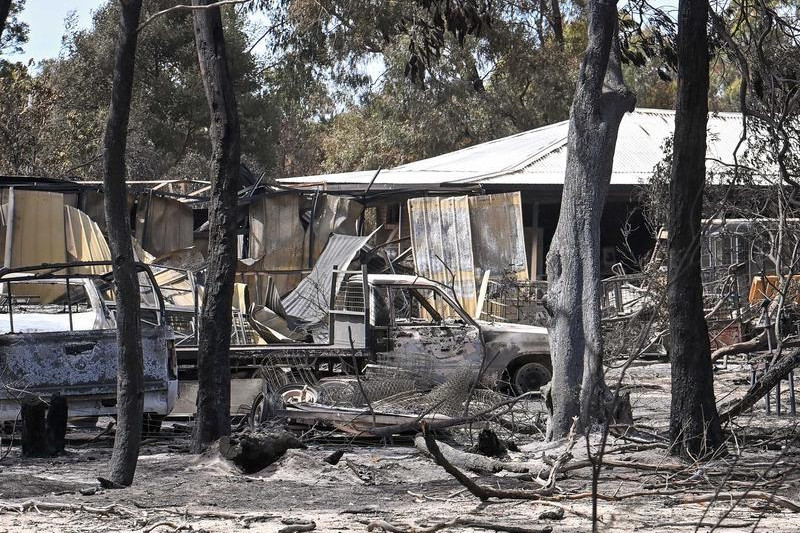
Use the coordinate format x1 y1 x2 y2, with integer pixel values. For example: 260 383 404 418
254 0 586 174
0 0 275 179
0 0 27 59
0 63 57 175
1 0 744 180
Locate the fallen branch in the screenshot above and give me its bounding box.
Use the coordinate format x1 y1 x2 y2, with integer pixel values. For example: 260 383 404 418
278 519 316 533
141 521 192 533
138 506 277 523
679 491 800 512
365 518 552 533
720 348 800 421
559 457 688 474
563 489 684 501
651 520 753 528
75 421 115 447
711 330 767 363
413 435 533 474
137 0 252 32
419 421 576 501
0 500 135 517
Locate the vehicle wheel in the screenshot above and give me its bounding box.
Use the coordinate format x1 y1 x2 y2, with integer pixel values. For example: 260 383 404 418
249 393 266 429
513 362 552 394
142 413 163 435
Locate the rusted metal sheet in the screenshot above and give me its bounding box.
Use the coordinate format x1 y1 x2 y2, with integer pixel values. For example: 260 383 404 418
468 192 528 280
248 193 306 295
408 196 477 317
135 195 194 258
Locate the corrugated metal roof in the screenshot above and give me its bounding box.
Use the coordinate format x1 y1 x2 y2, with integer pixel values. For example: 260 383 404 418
283 232 373 326
279 109 756 187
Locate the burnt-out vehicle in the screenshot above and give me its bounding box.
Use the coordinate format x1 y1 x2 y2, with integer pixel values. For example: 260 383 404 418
244 271 551 424
0 262 178 423
364 274 552 393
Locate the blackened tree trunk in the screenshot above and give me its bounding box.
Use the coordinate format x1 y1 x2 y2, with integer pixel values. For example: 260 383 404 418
21 401 48 457
667 0 724 460
549 0 564 46
102 0 144 487
190 0 240 453
0 1 11 44
544 0 635 439
46 395 68 455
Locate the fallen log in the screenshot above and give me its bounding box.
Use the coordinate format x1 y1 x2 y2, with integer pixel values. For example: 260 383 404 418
278 519 317 532
720 348 800 422
419 422 576 501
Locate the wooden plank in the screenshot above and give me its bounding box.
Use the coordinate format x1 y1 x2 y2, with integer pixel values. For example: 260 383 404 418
474 270 491 320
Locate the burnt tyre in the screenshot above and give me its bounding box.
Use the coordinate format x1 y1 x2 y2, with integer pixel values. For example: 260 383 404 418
249 393 266 428
249 386 284 428
513 362 552 394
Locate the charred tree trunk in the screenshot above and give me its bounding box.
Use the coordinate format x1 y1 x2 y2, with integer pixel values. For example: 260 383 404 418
544 0 635 439
549 0 564 46
46 395 68 455
667 0 724 460
190 0 240 453
21 401 48 457
102 0 144 487
0 1 11 44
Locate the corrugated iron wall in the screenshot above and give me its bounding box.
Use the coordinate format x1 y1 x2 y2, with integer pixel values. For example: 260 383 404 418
468 192 528 280
408 196 477 317
408 192 528 318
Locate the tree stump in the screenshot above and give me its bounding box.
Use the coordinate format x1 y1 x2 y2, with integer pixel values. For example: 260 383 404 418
219 431 305 474
46 395 68 455
21 401 49 458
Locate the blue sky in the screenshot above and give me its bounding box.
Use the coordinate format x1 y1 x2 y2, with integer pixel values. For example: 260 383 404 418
6 0 105 63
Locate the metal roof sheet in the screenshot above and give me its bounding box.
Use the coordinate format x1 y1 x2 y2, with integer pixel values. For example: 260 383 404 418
279 109 758 188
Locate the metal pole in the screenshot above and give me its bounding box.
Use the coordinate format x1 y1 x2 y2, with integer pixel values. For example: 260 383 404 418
65 276 74 332
7 282 13 334
765 311 774 414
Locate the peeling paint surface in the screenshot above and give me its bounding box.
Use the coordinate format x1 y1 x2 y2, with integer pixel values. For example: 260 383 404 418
0 326 171 400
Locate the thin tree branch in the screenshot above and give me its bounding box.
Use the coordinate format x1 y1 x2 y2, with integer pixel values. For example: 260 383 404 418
137 0 252 32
